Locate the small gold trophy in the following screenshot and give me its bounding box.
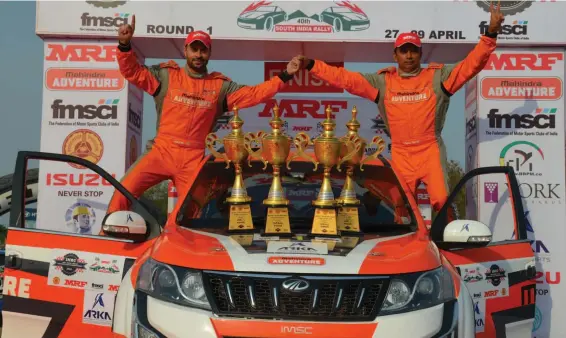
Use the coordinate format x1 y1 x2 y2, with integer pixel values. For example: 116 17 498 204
335 106 386 248
245 105 293 237
289 106 358 246
205 107 254 242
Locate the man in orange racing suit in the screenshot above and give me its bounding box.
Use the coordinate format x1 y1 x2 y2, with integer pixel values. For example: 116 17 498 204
107 15 298 217
294 3 504 212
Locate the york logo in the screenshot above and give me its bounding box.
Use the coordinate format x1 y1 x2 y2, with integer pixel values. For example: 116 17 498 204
487 108 557 129
484 53 563 71
480 20 527 36
65 280 87 288
128 104 141 129
45 44 117 62
51 99 120 120
81 12 130 28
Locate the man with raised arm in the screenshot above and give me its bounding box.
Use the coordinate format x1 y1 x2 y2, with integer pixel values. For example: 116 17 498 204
292 2 504 212
107 15 299 217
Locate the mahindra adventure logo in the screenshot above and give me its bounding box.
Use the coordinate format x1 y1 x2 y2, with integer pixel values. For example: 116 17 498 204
237 1 369 33
80 12 131 32
51 98 120 120
479 20 528 41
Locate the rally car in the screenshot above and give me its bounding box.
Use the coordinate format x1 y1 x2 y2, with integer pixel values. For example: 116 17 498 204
1 150 536 337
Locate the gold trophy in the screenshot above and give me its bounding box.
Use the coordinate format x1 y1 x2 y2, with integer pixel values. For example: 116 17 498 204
206 107 254 244
288 106 358 246
245 105 293 237
335 106 386 248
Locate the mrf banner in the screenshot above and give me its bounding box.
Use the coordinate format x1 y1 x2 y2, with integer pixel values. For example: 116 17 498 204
36 39 143 236
466 48 565 338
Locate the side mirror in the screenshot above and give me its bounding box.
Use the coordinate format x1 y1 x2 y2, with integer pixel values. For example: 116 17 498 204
436 220 492 250
102 211 148 242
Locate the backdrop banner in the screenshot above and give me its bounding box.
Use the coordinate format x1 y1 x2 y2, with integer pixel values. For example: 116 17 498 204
466 47 565 338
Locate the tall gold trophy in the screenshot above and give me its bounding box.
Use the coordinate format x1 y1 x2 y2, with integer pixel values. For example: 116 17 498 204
289 106 358 245
245 105 293 237
206 107 254 243
335 106 386 247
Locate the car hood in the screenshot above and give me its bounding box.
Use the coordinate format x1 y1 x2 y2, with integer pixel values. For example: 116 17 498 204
239 11 269 19
150 227 441 275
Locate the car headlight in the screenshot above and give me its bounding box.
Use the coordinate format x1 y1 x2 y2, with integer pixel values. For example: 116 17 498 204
136 258 211 311
378 267 455 315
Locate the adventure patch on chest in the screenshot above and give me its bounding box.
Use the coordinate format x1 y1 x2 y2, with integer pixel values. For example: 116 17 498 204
169 88 215 109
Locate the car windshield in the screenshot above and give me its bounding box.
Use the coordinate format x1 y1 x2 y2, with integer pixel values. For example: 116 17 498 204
332 7 355 13
175 158 417 237
253 6 276 12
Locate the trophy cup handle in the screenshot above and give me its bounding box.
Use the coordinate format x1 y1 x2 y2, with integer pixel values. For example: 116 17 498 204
205 133 230 169
337 134 362 172
286 132 318 171
360 136 386 171
244 131 268 169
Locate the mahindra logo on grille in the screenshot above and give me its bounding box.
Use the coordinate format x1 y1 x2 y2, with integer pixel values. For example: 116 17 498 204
282 279 310 293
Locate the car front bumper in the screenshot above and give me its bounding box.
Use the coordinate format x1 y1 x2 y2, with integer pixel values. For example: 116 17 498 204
132 292 459 338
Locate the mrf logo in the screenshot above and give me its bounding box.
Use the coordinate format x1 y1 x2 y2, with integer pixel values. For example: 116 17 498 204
45 44 117 62
484 53 563 71
81 12 130 29
52 99 120 120
83 292 112 324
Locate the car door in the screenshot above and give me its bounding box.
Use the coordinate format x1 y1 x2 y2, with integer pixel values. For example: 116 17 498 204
430 166 536 338
2 151 162 338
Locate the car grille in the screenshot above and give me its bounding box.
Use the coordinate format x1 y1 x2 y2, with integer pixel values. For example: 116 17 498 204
203 271 389 321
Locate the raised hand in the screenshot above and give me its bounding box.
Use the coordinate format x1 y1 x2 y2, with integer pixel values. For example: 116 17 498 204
118 14 136 45
488 0 505 34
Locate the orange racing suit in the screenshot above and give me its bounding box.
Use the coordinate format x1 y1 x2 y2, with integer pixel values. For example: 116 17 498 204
107 43 292 215
305 35 497 211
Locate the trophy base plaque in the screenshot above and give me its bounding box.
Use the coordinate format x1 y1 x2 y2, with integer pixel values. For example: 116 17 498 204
230 234 254 246
263 207 292 237
337 205 363 235
310 207 341 251
228 203 255 233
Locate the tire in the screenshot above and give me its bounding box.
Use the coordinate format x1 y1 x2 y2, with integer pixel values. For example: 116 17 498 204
333 18 342 32
264 17 274 31
475 0 533 15
0 169 166 225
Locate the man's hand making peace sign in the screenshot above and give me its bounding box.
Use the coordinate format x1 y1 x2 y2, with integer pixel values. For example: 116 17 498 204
487 0 505 35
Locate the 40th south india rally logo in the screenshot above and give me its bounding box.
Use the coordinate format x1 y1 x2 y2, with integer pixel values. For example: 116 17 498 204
62 129 104 169
237 1 370 33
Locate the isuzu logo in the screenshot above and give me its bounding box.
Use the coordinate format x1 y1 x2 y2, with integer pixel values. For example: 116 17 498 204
282 278 310 293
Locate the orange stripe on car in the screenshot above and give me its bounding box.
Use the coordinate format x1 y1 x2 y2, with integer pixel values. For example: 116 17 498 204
210 318 377 337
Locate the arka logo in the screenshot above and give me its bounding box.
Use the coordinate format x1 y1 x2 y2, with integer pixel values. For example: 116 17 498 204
52 99 120 120
81 12 130 28
484 53 564 71
45 44 117 62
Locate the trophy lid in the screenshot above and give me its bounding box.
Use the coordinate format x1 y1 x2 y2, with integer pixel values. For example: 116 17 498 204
346 106 361 135
269 104 284 136
229 106 244 136
320 105 337 139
